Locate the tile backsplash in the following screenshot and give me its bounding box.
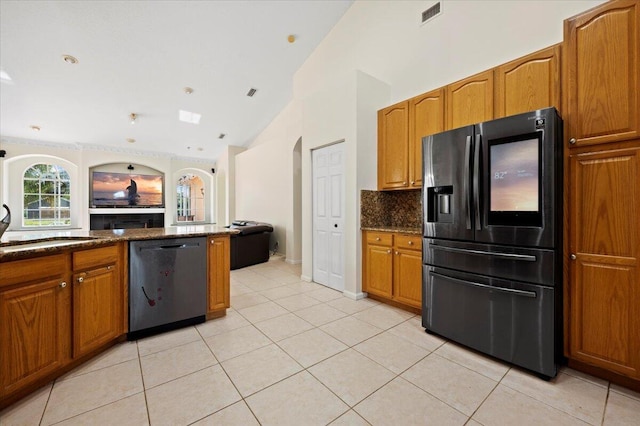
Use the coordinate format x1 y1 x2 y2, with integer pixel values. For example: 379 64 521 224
361 189 422 228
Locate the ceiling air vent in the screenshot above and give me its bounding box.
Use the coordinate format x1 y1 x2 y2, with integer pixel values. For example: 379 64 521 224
246 88 257 97
421 2 442 25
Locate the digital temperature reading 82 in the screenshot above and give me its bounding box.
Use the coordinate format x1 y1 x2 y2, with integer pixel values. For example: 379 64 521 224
494 171 507 180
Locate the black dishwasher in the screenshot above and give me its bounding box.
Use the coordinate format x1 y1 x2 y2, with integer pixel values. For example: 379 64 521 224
128 237 207 339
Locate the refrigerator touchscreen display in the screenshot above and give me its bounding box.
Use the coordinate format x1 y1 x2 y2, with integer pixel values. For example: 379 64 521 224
490 137 539 212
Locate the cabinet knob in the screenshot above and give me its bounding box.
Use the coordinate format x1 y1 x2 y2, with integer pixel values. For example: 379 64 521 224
210 239 215 244
77 276 84 283
410 181 415 185
376 237 381 241
59 282 67 288
387 249 391 254
403 181 407 185
408 240 414 245
569 138 576 145
395 251 399 255
570 254 577 260
107 265 113 270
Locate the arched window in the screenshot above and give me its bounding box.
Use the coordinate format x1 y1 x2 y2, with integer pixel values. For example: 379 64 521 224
23 163 71 227
176 174 205 222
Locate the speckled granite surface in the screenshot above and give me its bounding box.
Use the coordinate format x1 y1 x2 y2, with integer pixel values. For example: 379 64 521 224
0 225 238 262
361 189 422 233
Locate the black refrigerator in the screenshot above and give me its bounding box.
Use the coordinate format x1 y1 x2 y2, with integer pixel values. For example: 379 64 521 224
422 107 562 379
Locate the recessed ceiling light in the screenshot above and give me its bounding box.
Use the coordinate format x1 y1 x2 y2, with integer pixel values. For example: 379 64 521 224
179 110 201 124
0 69 13 84
62 55 78 64
246 88 257 97
30 125 41 132
287 35 296 43
130 113 137 124
197 147 203 151
126 138 136 143
184 87 193 95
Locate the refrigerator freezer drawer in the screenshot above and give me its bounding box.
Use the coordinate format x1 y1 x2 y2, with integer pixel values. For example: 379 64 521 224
423 238 556 286
423 265 557 378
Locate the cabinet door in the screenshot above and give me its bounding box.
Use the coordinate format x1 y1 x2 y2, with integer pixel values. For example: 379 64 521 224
447 70 494 129
393 248 422 309
569 145 640 378
73 265 120 358
0 277 71 397
364 243 393 299
495 44 561 118
564 0 639 147
208 235 230 312
378 101 409 190
409 88 445 188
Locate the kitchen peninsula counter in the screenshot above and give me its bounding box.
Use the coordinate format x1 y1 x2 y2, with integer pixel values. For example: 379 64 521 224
361 226 421 235
0 225 239 262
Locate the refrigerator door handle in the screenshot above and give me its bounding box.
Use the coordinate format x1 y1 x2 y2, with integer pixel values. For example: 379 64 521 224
429 243 537 261
464 135 472 230
473 133 482 230
430 271 537 298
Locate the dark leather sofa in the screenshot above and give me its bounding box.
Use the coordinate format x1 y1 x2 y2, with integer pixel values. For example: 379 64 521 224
228 221 274 270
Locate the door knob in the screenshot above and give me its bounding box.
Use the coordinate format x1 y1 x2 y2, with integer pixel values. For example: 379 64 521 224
570 254 577 260
334 224 338 228
59 282 67 288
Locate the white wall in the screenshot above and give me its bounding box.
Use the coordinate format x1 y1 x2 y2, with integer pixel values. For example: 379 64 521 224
235 100 302 259
236 0 605 295
215 145 246 226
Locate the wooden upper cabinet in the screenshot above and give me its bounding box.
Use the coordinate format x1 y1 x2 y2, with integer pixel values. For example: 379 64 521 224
378 101 409 189
409 88 445 188
568 144 640 377
564 0 639 147
447 70 494 129
495 44 561 118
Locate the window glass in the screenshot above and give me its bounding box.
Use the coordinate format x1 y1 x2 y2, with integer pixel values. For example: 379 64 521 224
23 164 71 227
176 174 205 222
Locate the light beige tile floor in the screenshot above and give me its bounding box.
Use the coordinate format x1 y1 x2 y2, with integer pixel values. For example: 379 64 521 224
2 255 639 425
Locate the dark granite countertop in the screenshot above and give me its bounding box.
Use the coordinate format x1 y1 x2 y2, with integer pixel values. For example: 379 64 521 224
0 225 239 262
361 226 422 235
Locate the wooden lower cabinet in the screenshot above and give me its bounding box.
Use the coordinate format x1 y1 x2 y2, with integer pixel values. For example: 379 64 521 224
72 245 122 358
363 231 422 310
0 255 71 400
208 235 230 315
568 142 640 380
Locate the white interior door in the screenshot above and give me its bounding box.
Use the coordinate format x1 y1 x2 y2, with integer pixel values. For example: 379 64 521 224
312 142 345 291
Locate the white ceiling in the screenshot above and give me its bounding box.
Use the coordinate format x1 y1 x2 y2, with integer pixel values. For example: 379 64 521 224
0 0 353 161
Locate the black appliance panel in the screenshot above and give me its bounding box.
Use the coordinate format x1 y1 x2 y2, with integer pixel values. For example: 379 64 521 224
423 126 474 241
423 238 556 286
422 265 557 378
476 108 561 248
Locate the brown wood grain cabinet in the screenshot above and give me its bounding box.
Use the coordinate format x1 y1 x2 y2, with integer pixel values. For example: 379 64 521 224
563 0 639 147
363 231 422 310
72 245 123 358
446 69 494 129
208 235 230 315
409 89 446 188
0 255 71 399
378 100 410 190
495 44 561 118
568 143 640 379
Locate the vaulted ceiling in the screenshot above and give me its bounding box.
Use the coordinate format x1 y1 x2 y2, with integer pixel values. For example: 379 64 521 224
0 0 353 161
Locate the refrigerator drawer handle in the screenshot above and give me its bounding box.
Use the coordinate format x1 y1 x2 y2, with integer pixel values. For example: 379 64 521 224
430 271 537 298
430 244 537 261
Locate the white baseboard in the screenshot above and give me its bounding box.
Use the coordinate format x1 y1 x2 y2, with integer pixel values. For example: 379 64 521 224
300 275 312 282
342 290 367 300
285 258 302 265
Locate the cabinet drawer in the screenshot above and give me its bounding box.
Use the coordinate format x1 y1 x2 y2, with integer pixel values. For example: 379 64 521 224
396 234 422 251
73 244 119 271
366 232 393 246
0 254 68 288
